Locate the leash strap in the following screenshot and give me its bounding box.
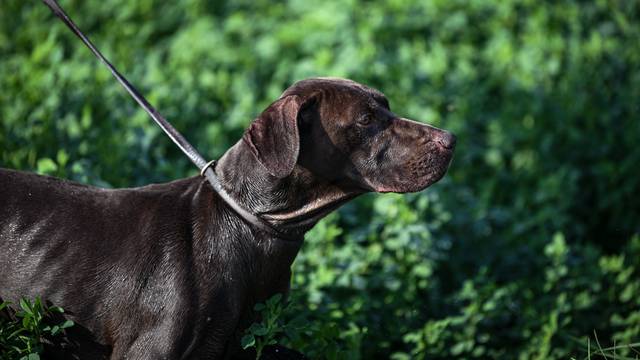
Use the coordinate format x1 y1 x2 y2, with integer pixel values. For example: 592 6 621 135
42 0 294 241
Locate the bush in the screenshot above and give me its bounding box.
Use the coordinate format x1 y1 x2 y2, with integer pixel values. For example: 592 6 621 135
0 298 73 360
1 0 638 358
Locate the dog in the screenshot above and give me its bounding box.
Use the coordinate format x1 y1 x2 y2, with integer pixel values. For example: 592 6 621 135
0 77 455 359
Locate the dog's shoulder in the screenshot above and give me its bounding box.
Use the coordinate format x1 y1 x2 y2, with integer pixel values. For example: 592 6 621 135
117 176 204 205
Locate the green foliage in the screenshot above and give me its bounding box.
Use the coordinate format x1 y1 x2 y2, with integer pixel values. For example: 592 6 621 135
241 294 289 359
0 298 74 360
242 292 364 360
1 0 639 358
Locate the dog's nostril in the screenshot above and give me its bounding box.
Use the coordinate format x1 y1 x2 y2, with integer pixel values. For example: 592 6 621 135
437 131 457 149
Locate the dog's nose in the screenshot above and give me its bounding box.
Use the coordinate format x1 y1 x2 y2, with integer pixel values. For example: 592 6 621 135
436 131 457 150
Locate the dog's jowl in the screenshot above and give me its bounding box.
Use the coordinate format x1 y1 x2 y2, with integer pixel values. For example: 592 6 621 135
0 78 455 359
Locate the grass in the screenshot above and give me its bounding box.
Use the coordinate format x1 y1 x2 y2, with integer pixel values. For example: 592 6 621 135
571 332 640 360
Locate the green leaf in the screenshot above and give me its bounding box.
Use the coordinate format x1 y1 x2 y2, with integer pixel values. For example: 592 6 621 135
48 306 64 314
33 297 41 310
36 158 58 174
19 299 32 315
28 353 40 360
253 303 266 311
252 323 268 336
267 294 282 306
56 150 69 167
60 320 74 329
240 334 255 349
9 328 25 338
248 323 267 335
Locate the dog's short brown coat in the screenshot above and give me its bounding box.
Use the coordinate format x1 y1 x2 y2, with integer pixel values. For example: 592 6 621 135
0 78 455 359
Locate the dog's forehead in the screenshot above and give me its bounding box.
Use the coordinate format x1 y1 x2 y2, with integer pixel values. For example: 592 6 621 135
281 77 387 106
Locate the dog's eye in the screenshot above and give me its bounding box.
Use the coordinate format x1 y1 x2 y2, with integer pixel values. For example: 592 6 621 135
357 114 373 126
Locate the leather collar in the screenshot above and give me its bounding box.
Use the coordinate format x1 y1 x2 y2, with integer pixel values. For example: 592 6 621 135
201 161 300 242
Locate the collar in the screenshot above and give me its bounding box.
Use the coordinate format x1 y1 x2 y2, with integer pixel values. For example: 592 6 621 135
200 161 301 242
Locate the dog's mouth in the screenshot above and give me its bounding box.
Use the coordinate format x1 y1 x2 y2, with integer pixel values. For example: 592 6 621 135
366 146 454 194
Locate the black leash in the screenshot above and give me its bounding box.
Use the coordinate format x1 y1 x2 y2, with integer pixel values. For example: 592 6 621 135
42 0 295 241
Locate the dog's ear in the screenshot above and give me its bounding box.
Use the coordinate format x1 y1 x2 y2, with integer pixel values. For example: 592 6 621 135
243 95 306 178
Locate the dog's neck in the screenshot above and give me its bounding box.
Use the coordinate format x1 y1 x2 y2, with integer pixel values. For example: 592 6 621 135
215 141 365 237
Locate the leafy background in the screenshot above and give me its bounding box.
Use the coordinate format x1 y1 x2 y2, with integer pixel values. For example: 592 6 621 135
1 0 639 358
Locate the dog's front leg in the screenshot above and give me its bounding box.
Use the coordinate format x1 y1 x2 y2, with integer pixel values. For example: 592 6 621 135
111 329 184 360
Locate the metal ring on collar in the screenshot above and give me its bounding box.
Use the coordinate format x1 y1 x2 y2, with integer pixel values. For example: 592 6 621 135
200 159 217 177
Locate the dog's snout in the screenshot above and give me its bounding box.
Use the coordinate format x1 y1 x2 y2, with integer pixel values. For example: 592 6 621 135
436 131 456 150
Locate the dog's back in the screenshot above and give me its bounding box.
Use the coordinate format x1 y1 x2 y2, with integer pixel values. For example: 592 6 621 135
0 167 201 296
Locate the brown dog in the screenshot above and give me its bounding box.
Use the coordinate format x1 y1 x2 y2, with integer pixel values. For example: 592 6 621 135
0 77 455 359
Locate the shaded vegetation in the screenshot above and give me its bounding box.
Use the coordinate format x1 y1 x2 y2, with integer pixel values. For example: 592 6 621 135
1 0 638 358
0 298 73 360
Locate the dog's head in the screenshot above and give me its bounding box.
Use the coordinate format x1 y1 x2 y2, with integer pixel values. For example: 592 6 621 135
242 77 455 193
